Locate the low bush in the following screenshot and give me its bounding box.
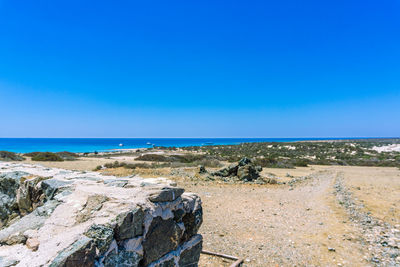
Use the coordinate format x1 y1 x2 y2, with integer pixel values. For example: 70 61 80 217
135 153 217 164
135 154 171 162
24 152 41 157
30 152 64 162
56 151 79 161
95 161 169 171
0 151 25 161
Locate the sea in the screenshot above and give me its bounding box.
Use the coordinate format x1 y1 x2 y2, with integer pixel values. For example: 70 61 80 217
0 138 370 153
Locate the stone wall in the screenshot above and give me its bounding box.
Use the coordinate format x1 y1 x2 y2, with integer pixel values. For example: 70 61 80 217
0 162 203 267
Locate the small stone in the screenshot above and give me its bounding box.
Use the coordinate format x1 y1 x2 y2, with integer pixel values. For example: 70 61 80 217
26 238 40 251
371 257 380 263
5 232 27 245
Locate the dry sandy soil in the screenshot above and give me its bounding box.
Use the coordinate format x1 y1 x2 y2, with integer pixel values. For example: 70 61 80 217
20 158 400 266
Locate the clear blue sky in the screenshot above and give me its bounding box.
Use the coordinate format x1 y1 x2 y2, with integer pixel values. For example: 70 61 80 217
0 0 399 138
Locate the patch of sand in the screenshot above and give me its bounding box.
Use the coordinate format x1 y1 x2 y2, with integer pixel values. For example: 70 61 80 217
372 144 400 153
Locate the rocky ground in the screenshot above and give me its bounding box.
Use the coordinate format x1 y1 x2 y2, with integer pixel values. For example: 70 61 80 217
0 162 203 267
6 155 400 266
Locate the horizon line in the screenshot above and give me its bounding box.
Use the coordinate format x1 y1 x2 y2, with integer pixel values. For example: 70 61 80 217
0 137 399 139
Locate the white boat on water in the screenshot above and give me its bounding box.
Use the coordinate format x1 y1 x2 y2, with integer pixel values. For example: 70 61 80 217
146 142 152 145
119 143 124 147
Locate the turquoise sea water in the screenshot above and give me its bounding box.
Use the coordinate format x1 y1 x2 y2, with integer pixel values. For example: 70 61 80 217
0 138 370 153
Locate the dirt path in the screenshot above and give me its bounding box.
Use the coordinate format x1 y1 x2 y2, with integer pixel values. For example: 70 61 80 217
184 170 367 266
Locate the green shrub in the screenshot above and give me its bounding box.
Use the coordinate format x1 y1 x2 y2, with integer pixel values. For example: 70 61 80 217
293 158 310 167
135 153 207 163
24 152 41 157
56 151 79 161
135 154 171 162
30 152 64 162
0 151 25 161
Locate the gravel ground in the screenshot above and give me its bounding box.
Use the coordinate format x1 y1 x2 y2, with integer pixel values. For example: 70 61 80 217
183 170 368 266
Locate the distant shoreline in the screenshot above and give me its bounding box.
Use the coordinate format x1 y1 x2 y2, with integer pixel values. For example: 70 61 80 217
1 137 398 153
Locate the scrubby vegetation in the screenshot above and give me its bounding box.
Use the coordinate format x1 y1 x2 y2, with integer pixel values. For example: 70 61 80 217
26 152 64 162
135 153 222 168
93 161 168 171
0 151 25 161
160 139 400 168
56 151 79 161
94 154 222 171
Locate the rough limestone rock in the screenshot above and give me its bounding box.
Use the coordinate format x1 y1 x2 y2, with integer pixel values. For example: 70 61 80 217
0 162 203 267
142 217 183 265
0 172 29 226
49 236 96 267
148 187 185 202
113 207 144 240
84 224 114 255
41 179 72 199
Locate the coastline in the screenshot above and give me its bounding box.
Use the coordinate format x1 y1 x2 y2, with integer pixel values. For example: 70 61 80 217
1 137 398 153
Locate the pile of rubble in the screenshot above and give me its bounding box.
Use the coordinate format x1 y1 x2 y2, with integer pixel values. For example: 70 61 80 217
202 158 277 184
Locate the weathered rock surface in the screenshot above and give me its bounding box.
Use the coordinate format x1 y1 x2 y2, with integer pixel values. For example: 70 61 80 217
0 162 203 266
